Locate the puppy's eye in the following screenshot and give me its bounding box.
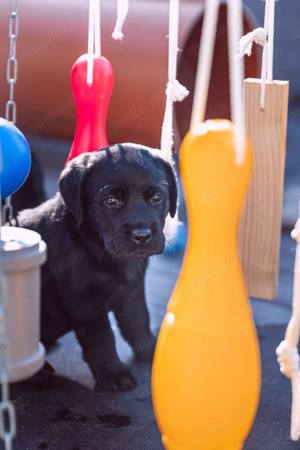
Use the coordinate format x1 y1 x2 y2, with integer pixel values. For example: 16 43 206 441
149 192 163 205
104 193 124 208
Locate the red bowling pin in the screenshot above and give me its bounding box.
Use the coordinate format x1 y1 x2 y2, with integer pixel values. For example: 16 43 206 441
66 54 114 164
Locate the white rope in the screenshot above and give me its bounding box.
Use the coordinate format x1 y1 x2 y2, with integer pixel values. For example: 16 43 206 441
112 0 129 40
266 0 275 81
237 0 276 109
94 0 101 57
237 27 268 58
87 0 95 85
227 0 245 166
260 0 275 109
87 0 101 85
190 0 244 165
160 0 189 160
190 0 220 129
276 213 300 441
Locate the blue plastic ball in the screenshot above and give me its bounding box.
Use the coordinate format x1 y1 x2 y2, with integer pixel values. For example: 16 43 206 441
0 118 31 200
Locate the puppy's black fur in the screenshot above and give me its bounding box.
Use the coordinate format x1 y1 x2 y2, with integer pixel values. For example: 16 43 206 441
13 152 46 212
17 143 177 390
2 152 45 218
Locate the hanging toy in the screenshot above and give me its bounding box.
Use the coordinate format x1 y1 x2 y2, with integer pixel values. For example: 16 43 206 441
276 211 300 441
66 0 114 164
0 118 31 200
152 1 260 449
238 0 289 300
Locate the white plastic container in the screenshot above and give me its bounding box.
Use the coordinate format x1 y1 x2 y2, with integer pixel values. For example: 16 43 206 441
0 226 47 382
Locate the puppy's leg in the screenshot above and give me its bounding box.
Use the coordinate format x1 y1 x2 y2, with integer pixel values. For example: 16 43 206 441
112 280 156 361
75 315 137 391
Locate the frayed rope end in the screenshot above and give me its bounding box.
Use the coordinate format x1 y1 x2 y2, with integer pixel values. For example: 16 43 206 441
166 79 189 102
112 30 124 40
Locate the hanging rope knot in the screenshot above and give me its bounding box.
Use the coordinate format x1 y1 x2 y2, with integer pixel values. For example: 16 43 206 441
276 341 300 378
112 0 129 41
112 30 124 40
291 218 300 242
237 27 268 58
166 79 189 103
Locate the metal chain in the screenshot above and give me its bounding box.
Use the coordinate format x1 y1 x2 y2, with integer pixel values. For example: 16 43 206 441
3 0 20 224
5 0 19 125
0 2 19 447
0 378 16 450
0 283 16 450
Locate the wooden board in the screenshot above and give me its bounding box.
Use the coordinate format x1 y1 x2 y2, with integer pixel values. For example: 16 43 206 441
240 78 289 300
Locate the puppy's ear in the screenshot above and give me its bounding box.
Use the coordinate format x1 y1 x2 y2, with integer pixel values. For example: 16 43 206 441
58 154 94 227
162 159 178 218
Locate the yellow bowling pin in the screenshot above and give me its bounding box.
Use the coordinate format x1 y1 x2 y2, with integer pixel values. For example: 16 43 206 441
152 120 261 450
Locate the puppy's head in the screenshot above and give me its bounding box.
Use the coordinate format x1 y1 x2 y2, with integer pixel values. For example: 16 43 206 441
59 143 177 258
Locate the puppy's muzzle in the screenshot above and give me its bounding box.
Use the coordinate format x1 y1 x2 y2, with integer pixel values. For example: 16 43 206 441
131 228 152 246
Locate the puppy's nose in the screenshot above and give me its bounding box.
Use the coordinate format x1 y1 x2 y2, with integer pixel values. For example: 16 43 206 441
132 228 152 245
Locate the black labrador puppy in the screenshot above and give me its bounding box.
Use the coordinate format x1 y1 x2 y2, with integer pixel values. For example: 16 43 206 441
17 143 177 390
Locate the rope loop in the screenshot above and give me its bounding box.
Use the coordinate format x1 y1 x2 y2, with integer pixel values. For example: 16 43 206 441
160 0 189 159
276 341 300 378
291 218 300 242
237 27 268 58
238 0 276 109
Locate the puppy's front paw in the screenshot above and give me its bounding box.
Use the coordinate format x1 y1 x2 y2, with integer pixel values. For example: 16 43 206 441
134 333 156 362
95 365 137 391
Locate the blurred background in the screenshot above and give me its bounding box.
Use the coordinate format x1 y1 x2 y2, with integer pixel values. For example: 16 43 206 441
0 0 259 196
